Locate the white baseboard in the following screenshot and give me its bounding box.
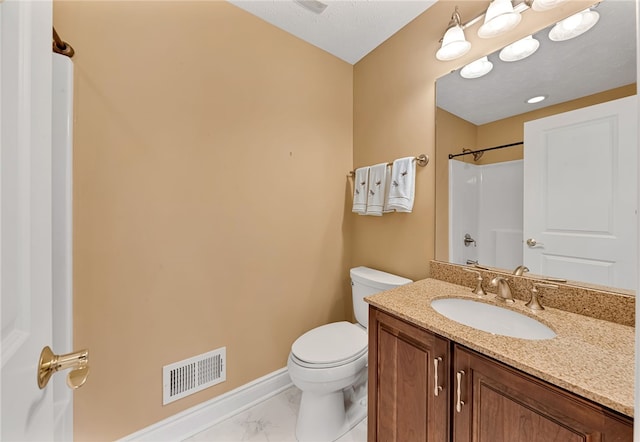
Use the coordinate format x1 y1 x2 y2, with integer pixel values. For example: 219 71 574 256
120 367 292 442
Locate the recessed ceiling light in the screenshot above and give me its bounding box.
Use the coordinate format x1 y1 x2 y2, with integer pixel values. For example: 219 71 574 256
526 95 547 104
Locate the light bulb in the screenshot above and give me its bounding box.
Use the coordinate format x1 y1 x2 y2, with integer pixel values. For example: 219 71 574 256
531 0 568 12
478 0 522 39
499 35 540 62
549 9 600 41
460 57 494 79
436 25 471 61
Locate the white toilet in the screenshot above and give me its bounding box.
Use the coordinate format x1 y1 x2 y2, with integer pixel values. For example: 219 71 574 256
287 266 412 442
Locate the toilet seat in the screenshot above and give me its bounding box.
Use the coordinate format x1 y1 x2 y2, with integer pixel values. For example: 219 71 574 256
291 322 367 368
290 347 367 369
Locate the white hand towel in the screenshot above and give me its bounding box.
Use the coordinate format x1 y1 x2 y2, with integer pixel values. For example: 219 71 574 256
382 165 393 213
365 163 389 216
352 167 370 215
387 157 416 213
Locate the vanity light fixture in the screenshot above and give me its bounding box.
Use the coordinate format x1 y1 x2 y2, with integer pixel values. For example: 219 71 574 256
436 7 472 61
478 0 522 39
460 56 494 79
526 95 547 104
435 1 600 62
549 8 600 41
499 35 540 61
530 0 568 11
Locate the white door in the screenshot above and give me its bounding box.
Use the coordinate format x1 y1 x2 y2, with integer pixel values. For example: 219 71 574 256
523 95 638 290
1 0 56 439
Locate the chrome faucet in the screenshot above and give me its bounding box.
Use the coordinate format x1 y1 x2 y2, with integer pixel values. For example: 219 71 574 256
491 276 514 303
513 265 529 276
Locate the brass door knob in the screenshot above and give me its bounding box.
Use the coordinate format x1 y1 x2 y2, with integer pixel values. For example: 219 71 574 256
38 346 90 390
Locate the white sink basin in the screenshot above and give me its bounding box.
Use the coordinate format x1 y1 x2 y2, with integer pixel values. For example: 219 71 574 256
431 298 556 340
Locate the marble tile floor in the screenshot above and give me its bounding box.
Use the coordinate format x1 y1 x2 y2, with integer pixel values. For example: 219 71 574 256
185 386 367 442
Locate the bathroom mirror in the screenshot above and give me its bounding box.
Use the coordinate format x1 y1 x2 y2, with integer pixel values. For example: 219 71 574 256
435 0 637 292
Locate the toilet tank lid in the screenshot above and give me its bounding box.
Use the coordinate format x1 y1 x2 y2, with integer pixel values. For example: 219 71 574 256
350 266 412 288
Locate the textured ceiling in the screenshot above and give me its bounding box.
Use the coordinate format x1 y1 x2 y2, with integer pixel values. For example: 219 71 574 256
227 0 437 64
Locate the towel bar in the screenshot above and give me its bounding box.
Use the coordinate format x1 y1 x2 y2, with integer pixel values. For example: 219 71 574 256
347 154 429 178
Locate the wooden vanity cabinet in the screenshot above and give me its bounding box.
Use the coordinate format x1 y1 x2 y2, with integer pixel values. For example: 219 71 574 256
368 307 633 442
453 344 633 442
368 308 450 441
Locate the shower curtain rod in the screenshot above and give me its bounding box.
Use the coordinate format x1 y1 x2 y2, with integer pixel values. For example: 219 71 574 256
53 27 74 58
448 141 523 160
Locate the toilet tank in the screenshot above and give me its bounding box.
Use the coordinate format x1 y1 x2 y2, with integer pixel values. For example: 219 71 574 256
350 266 412 329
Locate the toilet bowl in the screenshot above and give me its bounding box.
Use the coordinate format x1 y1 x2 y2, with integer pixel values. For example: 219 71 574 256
288 267 412 442
287 322 368 442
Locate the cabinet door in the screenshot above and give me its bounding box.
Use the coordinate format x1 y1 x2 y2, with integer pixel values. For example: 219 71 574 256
452 344 633 442
368 308 449 442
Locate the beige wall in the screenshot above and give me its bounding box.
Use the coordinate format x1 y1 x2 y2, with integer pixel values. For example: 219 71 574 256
54 1 352 439
54 0 600 439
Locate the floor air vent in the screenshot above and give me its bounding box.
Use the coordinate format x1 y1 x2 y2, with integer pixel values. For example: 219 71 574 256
162 347 226 405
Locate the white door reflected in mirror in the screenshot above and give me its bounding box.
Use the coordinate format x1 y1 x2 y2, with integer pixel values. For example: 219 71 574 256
523 96 638 291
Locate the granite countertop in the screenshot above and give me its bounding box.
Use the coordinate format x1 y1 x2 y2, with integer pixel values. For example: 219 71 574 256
365 278 634 417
